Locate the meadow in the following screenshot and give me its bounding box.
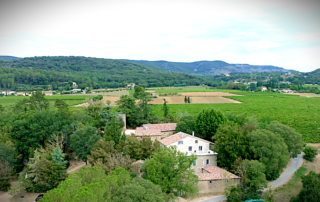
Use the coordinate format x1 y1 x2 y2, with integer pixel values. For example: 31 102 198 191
152 89 320 143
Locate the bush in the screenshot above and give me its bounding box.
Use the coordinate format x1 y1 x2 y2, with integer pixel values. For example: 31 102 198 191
303 146 317 162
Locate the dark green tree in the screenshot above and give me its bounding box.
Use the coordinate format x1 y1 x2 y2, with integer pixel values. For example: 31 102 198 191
116 95 138 127
29 91 49 111
104 116 123 145
248 129 289 180
195 109 228 141
133 85 145 99
112 178 167 202
268 122 303 158
290 171 320 202
303 146 317 162
70 126 101 164
175 115 195 135
163 99 169 122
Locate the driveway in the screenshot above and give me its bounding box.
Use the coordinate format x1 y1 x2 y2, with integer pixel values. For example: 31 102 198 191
201 154 303 202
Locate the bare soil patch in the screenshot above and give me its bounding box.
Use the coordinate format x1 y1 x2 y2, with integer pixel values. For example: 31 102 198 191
289 93 320 97
102 96 121 106
180 92 242 96
149 96 241 104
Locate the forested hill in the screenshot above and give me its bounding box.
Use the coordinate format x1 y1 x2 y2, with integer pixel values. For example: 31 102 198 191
0 55 21 61
0 56 206 90
122 59 290 75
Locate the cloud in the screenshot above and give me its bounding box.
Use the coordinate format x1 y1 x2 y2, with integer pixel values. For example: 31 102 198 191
0 0 320 71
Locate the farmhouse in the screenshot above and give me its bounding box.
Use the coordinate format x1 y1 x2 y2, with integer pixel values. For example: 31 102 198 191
261 86 267 91
134 123 177 141
42 91 53 96
1 91 16 95
15 92 27 96
71 89 81 93
159 132 240 194
146 91 156 96
280 89 293 93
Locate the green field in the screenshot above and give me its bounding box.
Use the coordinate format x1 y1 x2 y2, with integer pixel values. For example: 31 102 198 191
152 89 320 143
0 95 94 107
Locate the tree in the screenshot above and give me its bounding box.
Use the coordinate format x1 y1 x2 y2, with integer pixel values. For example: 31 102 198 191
268 122 303 158
11 110 72 160
303 146 317 162
0 143 16 168
187 96 191 103
112 178 167 202
163 99 169 122
175 115 195 135
0 104 4 112
106 100 111 106
213 123 253 170
116 95 138 127
52 145 68 168
29 91 49 111
195 109 227 141
133 85 145 99
249 83 257 91
184 96 187 103
26 147 67 192
104 116 124 145
92 153 134 175
0 160 15 191
70 126 101 164
142 147 198 198
248 129 289 180
290 171 320 202
54 99 69 115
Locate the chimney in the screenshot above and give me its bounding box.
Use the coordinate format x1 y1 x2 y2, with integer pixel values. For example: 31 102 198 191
192 131 194 136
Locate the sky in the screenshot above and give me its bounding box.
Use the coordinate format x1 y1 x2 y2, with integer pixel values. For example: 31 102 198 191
0 0 319 72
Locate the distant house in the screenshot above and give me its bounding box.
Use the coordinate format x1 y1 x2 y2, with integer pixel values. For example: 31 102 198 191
127 83 135 90
15 92 26 96
72 82 77 87
261 86 267 91
1 91 16 95
280 89 293 93
42 91 53 96
134 123 177 141
159 132 240 194
71 89 81 93
146 91 156 96
280 81 291 85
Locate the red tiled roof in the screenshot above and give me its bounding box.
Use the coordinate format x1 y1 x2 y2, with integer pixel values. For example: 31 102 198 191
143 123 177 131
135 128 162 136
135 123 177 137
198 165 240 180
159 132 214 146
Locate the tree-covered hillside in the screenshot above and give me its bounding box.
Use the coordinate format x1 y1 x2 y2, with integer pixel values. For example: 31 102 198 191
0 55 21 61
0 56 206 90
122 59 290 75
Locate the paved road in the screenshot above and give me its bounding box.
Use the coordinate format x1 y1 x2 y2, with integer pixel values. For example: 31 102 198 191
201 154 303 202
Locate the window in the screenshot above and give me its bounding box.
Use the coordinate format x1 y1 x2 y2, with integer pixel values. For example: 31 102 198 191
188 146 192 151
209 181 212 183
178 141 183 145
206 159 209 165
199 146 203 151
193 160 197 166
195 140 198 143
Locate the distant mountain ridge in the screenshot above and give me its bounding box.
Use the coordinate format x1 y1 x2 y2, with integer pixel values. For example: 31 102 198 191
122 59 291 75
0 55 21 61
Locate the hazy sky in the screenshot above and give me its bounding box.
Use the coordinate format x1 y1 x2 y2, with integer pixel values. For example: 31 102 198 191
0 0 319 72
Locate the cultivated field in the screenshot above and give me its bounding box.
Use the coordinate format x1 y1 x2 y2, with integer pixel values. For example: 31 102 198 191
150 96 241 104
179 92 242 97
289 93 320 97
152 89 320 143
0 95 94 107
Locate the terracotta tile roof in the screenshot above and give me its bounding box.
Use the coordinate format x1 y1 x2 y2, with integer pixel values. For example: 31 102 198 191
197 165 240 180
143 123 177 132
135 123 177 137
135 128 162 136
159 132 214 146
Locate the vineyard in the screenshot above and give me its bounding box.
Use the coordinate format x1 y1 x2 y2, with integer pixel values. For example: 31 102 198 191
152 90 320 143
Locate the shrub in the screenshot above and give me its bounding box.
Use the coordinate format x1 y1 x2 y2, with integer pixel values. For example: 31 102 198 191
303 146 317 162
